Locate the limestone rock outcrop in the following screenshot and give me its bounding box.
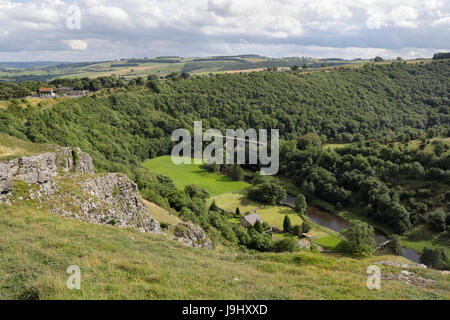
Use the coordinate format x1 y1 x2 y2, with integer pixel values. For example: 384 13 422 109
173 223 213 249
0 163 12 194
73 173 160 233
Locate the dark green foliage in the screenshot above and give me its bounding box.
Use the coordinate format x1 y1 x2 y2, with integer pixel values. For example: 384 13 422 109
294 193 307 214
184 184 209 200
302 222 312 233
254 220 264 233
420 247 449 270
433 52 450 60
292 224 303 237
229 164 244 181
429 209 447 232
274 238 299 252
248 181 286 205
283 215 292 233
340 220 375 258
387 234 403 255
209 199 218 211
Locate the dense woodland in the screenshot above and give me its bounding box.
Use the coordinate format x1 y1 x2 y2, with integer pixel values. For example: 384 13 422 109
0 59 449 254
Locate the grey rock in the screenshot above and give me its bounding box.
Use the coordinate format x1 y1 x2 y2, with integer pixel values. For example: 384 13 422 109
77 173 160 233
375 261 427 269
174 223 213 249
0 163 12 194
298 238 311 250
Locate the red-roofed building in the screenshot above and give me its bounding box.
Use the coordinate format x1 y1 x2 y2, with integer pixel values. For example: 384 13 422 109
39 87 54 98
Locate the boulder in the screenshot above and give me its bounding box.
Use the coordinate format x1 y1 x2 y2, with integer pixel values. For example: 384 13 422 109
0 163 12 194
174 223 213 249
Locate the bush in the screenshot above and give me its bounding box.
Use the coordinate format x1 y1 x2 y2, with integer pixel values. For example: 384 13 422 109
292 224 303 237
420 247 449 270
429 210 447 232
302 222 312 233
387 234 403 255
341 220 375 258
274 238 299 252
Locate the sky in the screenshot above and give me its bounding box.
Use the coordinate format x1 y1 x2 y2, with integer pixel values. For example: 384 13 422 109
0 0 449 62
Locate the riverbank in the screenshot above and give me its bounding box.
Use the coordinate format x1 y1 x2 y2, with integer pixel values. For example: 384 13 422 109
282 194 423 263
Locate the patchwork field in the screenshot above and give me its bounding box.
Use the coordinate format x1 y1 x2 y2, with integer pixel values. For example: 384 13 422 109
142 156 250 196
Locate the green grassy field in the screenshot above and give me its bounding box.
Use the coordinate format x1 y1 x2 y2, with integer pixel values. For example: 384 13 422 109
1 202 448 299
142 156 250 196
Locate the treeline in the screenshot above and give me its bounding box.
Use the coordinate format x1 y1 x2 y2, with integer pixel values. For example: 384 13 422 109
433 52 450 60
277 135 450 234
0 76 127 100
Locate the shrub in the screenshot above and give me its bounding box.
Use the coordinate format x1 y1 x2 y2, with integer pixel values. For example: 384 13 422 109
387 234 403 255
420 247 449 270
340 220 375 258
292 224 303 237
302 222 312 233
274 238 299 252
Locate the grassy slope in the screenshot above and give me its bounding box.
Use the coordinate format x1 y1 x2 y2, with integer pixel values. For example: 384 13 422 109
0 133 59 160
1 203 449 300
142 156 250 196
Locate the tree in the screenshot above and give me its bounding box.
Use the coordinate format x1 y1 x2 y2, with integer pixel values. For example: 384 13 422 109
341 220 375 257
229 164 244 181
429 210 447 232
420 247 449 270
283 215 292 233
180 72 190 79
292 224 303 237
387 234 403 255
302 221 312 233
247 181 286 205
374 56 383 62
254 220 264 233
209 199 218 211
294 193 307 214
184 184 209 200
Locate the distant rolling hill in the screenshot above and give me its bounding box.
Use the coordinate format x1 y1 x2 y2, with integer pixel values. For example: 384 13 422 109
0 55 356 83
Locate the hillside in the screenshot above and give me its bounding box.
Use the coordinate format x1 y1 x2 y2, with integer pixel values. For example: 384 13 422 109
1 135 448 300
0 55 355 82
0 61 449 272
2 202 449 299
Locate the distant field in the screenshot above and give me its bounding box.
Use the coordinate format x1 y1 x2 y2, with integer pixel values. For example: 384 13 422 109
142 156 250 196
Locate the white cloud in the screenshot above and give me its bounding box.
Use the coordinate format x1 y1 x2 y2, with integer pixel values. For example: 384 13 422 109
0 0 448 61
65 40 88 51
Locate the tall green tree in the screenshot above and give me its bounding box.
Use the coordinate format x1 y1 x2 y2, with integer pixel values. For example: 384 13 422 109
283 215 292 233
341 221 375 258
294 193 307 214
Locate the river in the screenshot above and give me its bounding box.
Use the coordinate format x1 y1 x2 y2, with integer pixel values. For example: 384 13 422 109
283 195 421 263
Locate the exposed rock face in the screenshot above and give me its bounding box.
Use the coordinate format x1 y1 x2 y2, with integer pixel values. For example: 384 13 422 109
375 261 427 269
0 163 12 194
298 238 311 250
75 173 160 233
5 147 94 185
173 223 213 249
